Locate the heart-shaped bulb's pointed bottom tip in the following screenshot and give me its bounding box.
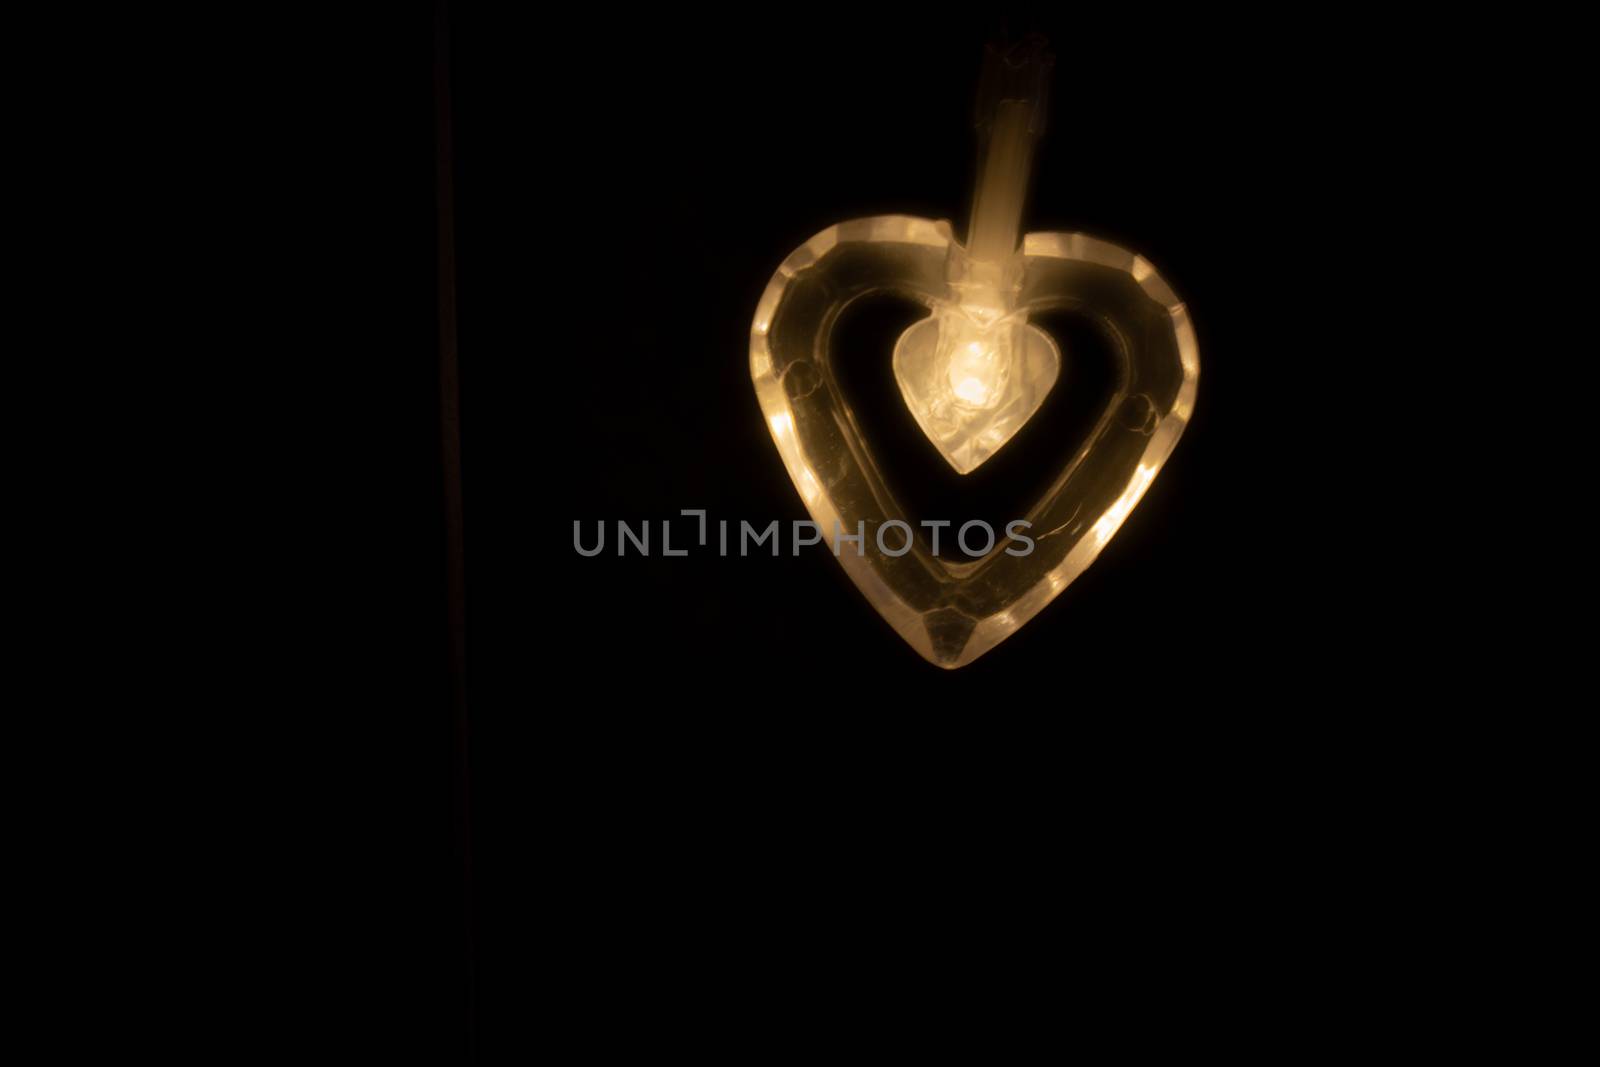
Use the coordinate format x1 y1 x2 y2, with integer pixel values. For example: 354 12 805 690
924 607 979 667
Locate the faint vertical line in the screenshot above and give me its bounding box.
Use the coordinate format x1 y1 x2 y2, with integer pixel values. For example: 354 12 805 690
433 0 475 1057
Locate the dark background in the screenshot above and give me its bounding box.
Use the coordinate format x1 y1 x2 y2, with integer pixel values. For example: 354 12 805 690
341 4 1469 1057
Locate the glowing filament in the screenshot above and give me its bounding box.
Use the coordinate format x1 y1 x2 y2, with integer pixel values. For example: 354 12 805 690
949 341 999 406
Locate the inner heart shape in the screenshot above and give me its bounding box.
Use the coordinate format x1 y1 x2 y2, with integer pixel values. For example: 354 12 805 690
892 303 1061 475
749 215 1198 667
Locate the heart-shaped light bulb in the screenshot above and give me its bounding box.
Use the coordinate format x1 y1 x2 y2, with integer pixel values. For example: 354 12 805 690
749 38 1198 667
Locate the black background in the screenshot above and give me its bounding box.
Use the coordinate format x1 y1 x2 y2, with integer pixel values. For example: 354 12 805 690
338 4 1471 1057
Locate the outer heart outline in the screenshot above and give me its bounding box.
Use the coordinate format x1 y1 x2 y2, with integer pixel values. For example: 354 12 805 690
750 216 1198 668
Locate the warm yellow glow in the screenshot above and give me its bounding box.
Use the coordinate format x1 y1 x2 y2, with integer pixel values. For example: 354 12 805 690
796 467 821 505
751 216 1198 669
949 341 997 405
744 34 1197 669
1092 464 1157 547
889 46 1057 476
893 304 1059 474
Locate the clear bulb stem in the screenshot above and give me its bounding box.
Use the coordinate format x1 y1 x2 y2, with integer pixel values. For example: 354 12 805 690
960 36 1053 310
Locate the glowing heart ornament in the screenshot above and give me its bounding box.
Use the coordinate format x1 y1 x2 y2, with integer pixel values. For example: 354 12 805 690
750 38 1198 667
